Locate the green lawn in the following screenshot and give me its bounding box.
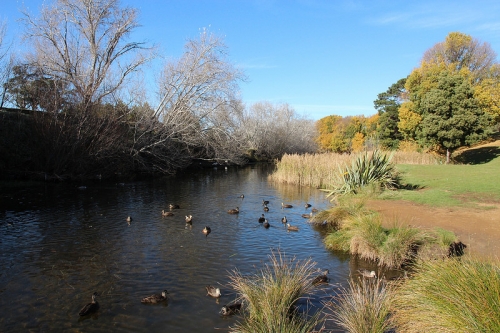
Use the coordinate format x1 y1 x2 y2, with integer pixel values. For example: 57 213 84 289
381 144 500 208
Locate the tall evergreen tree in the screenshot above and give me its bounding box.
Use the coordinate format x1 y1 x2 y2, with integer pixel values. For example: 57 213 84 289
417 71 492 163
374 77 407 149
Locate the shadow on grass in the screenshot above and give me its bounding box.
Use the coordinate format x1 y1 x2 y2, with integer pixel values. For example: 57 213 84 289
453 146 500 165
399 183 422 190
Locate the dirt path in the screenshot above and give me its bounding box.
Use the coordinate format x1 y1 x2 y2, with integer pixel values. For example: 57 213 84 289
366 200 500 261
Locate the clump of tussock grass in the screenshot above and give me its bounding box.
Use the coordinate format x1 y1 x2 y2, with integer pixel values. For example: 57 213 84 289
391 258 500 333
328 277 393 333
228 251 324 333
310 193 369 229
324 213 426 268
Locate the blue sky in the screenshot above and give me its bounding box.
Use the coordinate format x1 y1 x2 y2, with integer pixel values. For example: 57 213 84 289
3 0 500 120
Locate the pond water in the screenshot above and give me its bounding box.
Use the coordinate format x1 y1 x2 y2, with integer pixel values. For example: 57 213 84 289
0 164 380 332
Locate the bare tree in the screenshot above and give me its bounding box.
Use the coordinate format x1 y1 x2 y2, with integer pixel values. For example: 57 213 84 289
21 0 152 112
238 101 317 159
128 29 246 173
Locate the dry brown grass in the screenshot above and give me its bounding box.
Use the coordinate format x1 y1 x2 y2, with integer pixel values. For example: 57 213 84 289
269 151 441 188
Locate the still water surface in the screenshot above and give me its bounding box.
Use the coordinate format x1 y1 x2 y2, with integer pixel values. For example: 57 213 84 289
0 165 377 332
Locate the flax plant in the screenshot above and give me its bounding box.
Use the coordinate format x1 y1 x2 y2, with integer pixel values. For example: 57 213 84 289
329 277 393 333
228 251 323 333
324 150 400 198
391 258 500 333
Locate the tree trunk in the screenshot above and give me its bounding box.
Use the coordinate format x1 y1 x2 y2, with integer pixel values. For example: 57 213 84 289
446 148 450 164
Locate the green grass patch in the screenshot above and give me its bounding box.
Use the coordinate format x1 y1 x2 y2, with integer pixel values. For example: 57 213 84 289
391 258 500 333
390 159 500 207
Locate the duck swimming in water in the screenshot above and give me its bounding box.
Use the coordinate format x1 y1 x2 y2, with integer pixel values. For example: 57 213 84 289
262 200 269 206
206 285 221 298
79 292 99 316
162 210 174 217
258 214 266 223
227 207 239 214
281 202 293 208
263 219 270 228
141 290 169 304
281 216 287 224
358 269 377 278
169 204 180 210
203 226 211 237
185 215 193 223
305 203 312 208
220 303 242 316
263 205 269 212
302 212 313 218
312 269 329 285
286 223 299 231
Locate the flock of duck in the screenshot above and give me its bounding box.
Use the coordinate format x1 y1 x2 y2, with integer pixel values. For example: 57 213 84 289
80 197 378 319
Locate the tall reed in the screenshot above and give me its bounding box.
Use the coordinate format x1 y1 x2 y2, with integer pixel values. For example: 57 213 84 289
269 152 352 188
269 150 440 188
391 258 500 333
228 251 323 333
329 278 393 333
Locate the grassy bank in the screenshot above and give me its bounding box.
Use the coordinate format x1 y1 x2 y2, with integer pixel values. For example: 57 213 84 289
313 196 452 268
391 258 500 332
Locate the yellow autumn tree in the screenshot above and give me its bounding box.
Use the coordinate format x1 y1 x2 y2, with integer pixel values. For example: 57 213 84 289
351 132 365 152
474 64 500 122
398 101 421 140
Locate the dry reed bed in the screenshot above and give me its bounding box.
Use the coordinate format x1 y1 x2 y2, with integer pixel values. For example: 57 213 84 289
269 151 441 188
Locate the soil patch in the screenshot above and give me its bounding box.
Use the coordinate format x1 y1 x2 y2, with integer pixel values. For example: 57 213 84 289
366 199 500 261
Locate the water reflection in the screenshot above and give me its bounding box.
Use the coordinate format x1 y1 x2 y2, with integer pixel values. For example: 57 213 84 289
0 165 380 332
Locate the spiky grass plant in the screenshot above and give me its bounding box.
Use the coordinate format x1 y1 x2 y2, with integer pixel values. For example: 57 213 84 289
228 251 323 333
329 277 393 333
325 150 400 198
391 258 500 333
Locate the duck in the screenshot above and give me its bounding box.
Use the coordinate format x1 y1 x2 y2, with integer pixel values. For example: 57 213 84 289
126 216 132 223
206 285 221 298
239 194 245 198
312 269 329 285
141 290 169 304
301 212 313 218
263 205 269 212
305 203 312 208
220 303 242 316
79 292 99 316
227 207 239 214
203 226 211 237
262 200 270 206
162 210 174 217
263 219 270 228
281 216 287 224
185 215 193 223
311 207 318 213
286 223 299 231
282 202 293 208
258 214 266 223
169 204 180 210
358 269 377 278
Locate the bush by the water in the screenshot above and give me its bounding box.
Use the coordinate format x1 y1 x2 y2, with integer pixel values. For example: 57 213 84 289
329 278 393 333
228 251 323 333
391 258 500 333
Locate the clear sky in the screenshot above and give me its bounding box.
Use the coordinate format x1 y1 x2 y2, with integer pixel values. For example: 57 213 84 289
2 0 500 120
